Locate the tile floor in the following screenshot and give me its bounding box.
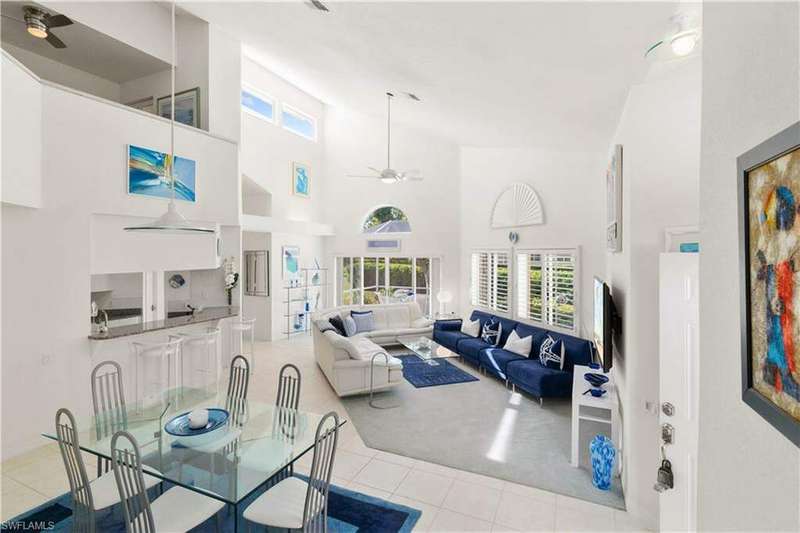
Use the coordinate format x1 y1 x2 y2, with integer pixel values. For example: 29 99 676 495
1 336 649 532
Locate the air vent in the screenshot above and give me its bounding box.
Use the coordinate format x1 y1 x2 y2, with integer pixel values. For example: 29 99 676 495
367 239 401 252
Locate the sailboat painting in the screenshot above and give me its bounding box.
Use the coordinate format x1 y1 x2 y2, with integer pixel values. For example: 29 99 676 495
127 144 196 202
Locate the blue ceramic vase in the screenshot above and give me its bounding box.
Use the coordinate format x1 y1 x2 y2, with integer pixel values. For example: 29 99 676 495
590 435 616 491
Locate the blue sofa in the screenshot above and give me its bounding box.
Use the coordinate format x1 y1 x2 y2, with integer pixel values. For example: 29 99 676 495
433 310 594 401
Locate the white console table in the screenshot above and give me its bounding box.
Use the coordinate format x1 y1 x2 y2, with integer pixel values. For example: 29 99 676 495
571 364 620 467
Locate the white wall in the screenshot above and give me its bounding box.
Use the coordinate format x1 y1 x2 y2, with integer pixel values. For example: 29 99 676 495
44 1 171 65
323 106 462 312
1 52 42 208
698 2 800 530
240 57 328 339
2 43 121 102
120 13 210 131
241 56 325 223
208 26 241 142
605 55 701 529
459 148 605 336
1 70 239 459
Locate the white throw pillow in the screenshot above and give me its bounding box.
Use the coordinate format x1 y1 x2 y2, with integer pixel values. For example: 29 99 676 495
461 318 481 337
504 329 533 357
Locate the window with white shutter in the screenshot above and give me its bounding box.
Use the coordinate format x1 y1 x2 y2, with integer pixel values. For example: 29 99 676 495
470 250 510 314
516 249 577 332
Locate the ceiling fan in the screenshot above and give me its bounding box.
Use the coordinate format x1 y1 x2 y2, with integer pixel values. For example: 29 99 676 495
347 92 423 184
1 5 73 49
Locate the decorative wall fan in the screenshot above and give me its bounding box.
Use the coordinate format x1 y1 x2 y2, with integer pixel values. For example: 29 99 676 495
347 92 423 184
1 6 73 49
491 183 544 228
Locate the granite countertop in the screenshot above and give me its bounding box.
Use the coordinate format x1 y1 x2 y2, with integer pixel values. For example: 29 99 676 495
89 306 239 340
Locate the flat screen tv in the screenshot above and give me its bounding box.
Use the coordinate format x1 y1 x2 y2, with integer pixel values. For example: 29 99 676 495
593 277 619 372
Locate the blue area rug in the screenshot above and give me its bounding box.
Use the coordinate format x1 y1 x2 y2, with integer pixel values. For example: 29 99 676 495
7 476 420 532
397 354 479 388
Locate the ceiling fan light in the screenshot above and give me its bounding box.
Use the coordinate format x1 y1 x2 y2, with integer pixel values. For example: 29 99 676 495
670 30 697 56
381 177 396 184
25 20 47 38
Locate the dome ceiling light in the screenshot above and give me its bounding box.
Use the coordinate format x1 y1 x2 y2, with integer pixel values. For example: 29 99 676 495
645 12 701 60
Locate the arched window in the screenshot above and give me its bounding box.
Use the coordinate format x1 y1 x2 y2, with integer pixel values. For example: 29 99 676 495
362 206 411 234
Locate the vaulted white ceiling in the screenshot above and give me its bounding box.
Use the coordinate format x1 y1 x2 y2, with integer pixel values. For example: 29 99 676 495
186 1 676 150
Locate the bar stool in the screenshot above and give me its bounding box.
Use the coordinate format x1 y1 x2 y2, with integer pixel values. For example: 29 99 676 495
170 327 221 394
227 317 256 373
129 338 182 413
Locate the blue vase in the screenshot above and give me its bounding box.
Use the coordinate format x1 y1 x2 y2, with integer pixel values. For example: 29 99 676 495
589 435 615 491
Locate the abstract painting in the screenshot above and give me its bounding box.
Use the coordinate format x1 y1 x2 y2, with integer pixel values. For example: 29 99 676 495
283 246 300 280
740 121 800 446
128 145 196 202
293 162 310 198
157 87 200 128
606 145 623 252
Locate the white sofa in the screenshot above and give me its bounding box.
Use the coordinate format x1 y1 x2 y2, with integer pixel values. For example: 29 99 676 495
311 302 434 397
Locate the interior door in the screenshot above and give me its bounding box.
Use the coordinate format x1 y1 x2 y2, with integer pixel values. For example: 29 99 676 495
658 253 699 531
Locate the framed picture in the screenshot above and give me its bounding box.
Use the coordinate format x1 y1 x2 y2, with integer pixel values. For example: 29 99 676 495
282 246 300 280
157 87 200 128
606 145 623 252
739 121 800 446
292 162 310 198
127 144 196 202
126 96 155 114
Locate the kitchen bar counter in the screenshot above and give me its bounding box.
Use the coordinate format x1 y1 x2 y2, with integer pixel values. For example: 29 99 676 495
89 306 238 340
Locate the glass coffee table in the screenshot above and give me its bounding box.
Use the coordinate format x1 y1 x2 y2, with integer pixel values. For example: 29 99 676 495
397 335 455 365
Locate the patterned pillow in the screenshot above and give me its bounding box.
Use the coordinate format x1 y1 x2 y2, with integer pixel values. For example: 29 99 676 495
539 335 565 370
350 310 375 333
481 318 502 346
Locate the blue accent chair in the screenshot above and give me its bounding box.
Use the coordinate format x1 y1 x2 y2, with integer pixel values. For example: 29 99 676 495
433 310 595 402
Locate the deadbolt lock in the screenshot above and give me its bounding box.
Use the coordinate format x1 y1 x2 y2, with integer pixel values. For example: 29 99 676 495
662 402 675 416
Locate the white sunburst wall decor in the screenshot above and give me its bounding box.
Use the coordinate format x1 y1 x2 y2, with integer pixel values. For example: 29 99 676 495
490 182 544 229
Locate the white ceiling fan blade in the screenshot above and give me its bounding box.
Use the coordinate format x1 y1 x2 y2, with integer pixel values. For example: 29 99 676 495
346 174 382 179
403 176 425 181
367 166 383 174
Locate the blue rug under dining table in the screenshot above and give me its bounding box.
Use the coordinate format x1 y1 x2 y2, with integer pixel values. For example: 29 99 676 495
396 353 479 388
7 476 420 533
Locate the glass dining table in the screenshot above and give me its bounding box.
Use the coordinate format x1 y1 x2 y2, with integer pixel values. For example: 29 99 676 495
42 387 346 532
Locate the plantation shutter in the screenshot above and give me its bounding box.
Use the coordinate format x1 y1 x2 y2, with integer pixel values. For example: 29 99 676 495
517 253 543 322
516 249 577 331
471 250 509 313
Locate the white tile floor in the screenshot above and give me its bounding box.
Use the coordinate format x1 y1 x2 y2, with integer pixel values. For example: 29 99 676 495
0 336 649 532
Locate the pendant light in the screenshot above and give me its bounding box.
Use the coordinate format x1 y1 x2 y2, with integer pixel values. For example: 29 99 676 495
124 0 214 234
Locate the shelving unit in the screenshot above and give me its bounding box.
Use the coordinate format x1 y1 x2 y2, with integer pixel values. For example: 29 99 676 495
283 267 329 339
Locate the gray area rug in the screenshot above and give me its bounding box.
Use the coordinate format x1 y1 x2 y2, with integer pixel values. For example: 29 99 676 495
340 356 625 510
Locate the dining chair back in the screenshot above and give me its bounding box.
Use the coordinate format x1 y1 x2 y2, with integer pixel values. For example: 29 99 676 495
276 363 301 411
110 431 156 533
91 360 127 474
55 408 96 533
226 354 250 427
303 411 340 532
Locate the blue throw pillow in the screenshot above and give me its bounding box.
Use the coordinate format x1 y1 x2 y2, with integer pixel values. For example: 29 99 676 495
481 318 502 346
350 310 375 333
343 315 357 337
539 335 565 370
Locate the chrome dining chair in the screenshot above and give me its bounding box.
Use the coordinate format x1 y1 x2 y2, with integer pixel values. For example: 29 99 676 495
242 411 340 532
55 408 161 533
90 360 127 476
276 363 301 411
110 430 224 533
226 354 250 427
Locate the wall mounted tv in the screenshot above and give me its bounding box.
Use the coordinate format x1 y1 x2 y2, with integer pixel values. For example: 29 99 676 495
593 277 621 372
